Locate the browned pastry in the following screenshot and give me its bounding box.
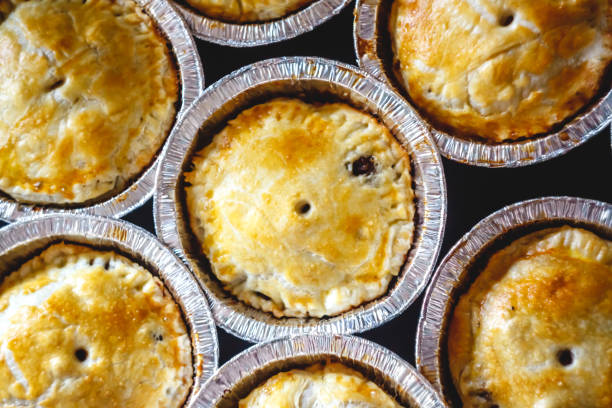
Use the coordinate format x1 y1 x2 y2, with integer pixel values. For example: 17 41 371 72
0 0 178 204
185 0 314 23
448 226 612 407
389 0 612 142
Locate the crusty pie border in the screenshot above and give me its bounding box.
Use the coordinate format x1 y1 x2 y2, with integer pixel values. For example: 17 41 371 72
0 214 219 407
415 196 612 405
192 334 445 407
154 57 446 343
353 0 612 167
0 0 204 222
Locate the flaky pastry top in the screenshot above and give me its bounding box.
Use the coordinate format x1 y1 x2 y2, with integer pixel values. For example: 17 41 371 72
184 0 314 23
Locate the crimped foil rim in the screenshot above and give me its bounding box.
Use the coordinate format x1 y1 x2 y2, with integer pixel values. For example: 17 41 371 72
173 0 351 47
415 196 612 402
0 0 204 222
0 215 219 406
353 0 612 167
191 334 446 407
154 56 447 343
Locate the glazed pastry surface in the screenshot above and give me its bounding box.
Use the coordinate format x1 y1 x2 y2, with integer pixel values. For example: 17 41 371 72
185 98 414 318
448 227 612 407
0 0 178 204
239 362 403 407
389 0 612 142
185 0 314 23
0 243 192 407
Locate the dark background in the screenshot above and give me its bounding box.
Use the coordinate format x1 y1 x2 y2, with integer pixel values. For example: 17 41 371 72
6 1 611 369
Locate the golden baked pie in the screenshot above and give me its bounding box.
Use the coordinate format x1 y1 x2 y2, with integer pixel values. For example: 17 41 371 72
184 0 314 23
389 0 612 142
448 226 612 407
0 243 193 407
239 362 403 407
185 98 414 318
0 0 178 204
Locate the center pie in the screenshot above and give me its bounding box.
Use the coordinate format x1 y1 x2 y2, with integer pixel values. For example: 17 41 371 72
0 0 178 204
185 98 415 318
0 243 193 407
184 0 314 23
448 226 612 407
389 0 612 142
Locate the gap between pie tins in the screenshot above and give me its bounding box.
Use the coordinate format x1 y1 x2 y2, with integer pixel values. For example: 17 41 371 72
172 0 351 47
0 214 219 406
415 196 612 405
353 0 612 167
191 334 446 408
0 0 204 222
154 56 447 343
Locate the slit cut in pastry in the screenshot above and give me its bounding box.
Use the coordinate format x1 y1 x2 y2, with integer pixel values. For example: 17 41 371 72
448 226 612 408
0 0 178 204
185 98 415 318
389 0 612 142
0 243 193 407
239 362 404 407
184 0 315 23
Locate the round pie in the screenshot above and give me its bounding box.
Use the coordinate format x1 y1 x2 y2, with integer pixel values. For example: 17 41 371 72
239 362 403 407
185 98 415 318
0 243 193 407
448 226 612 407
184 0 314 23
389 0 612 142
0 0 178 204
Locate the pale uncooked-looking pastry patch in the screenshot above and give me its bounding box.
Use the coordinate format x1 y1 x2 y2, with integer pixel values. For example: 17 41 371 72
239 362 404 407
185 98 415 318
0 243 193 408
448 227 612 408
0 0 178 204
184 0 315 23
389 0 612 142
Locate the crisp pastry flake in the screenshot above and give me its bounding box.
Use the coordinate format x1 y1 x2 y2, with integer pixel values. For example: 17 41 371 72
448 226 612 408
0 0 178 204
0 243 193 407
239 362 404 407
184 0 314 23
389 0 612 142
185 98 415 318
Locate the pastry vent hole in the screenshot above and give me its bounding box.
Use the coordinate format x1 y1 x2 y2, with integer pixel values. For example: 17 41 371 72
295 200 311 215
75 348 88 362
499 13 514 26
557 348 573 366
351 155 376 176
47 78 65 92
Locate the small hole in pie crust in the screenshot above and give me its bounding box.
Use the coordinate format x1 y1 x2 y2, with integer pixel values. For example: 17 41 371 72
556 348 574 366
295 200 311 215
499 13 514 26
351 155 376 176
75 348 88 362
47 78 65 92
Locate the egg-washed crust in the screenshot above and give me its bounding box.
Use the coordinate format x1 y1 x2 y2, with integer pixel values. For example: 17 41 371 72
239 362 404 407
448 227 612 408
0 243 193 408
0 0 178 204
389 0 612 142
184 0 315 23
185 98 415 318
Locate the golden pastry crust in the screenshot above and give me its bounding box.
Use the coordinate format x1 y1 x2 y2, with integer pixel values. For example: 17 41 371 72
448 227 612 408
389 0 612 142
0 243 193 408
0 0 178 204
185 98 414 318
239 362 403 407
185 0 314 23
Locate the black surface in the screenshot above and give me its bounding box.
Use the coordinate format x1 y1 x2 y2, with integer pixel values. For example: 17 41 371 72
3 0 612 369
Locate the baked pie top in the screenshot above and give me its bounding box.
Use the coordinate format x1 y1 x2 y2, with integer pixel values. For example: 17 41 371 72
185 98 415 318
0 0 178 204
389 0 612 142
184 0 314 23
239 362 403 407
0 243 192 407
448 226 612 408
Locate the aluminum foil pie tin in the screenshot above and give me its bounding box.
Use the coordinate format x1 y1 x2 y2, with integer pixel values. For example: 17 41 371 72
154 56 447 343
0 215 219 406
415 196 612 404
173 0 351 47
0 0 204 223
353 0 612 167
191 334 446 407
